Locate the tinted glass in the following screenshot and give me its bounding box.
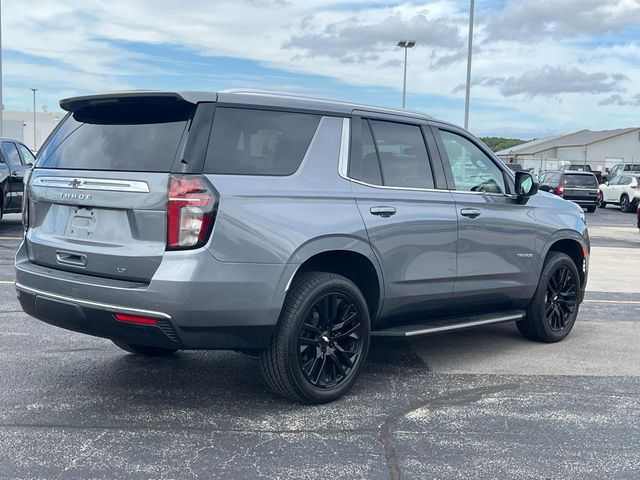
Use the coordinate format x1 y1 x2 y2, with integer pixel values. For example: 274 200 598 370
36 101 192 171
369 120 433 189
548 172 562 184
564 174 598 188
204 108 320 175
620 176 633 185
17 143 36 165
349 119 382 185
439 130 505 194
1 142 22 166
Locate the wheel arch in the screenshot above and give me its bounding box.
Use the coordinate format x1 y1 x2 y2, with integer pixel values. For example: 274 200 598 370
543 235 587 291
285 236 384 322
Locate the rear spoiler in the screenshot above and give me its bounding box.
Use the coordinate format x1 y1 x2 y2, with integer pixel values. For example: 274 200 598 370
60 91 217 112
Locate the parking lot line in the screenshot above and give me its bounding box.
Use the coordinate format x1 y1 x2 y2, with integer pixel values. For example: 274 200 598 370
0 237 22 240
0 281 15 285
584 299 640 305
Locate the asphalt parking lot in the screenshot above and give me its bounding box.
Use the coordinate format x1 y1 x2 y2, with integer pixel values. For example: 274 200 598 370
1 208 639 480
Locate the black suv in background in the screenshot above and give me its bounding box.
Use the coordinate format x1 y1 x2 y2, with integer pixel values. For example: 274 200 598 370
0 138 36 221
539 170 599 212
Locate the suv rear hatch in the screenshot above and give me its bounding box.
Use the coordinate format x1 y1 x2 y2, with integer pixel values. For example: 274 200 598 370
563 173 598 202
25 94 195 283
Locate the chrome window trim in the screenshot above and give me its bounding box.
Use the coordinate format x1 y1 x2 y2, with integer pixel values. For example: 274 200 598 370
338 117 509 197
32 176 150 193
15 282 171 319
338 117 350 178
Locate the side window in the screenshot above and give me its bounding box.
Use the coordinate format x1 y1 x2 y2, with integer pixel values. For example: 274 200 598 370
549 172 562 185
621 176 632 185
349 119 382 185
204 108 321 175
1 142 22 166
438 130 506 194
368 120 434 189
608 176 620 185
17 144 36 166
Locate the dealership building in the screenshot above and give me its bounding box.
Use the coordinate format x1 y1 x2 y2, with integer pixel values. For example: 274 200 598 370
1 110 64 152
496 127 640 173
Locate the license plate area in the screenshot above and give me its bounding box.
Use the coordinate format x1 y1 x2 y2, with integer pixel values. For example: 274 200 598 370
64 207 98 239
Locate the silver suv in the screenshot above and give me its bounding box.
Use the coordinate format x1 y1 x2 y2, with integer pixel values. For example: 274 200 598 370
16 91 589 403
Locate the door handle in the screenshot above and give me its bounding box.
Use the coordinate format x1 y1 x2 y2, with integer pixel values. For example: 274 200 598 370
460 208 481 218
370 206 396 218
56 251 87 267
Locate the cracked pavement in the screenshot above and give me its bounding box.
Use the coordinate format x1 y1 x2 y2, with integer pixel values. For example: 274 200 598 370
1 209 639 479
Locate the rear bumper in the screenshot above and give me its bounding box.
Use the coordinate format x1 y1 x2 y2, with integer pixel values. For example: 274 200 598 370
566 198 598 207
15 241 295 350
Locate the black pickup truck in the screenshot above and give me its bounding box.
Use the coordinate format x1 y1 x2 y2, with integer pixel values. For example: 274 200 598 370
0 138 35 222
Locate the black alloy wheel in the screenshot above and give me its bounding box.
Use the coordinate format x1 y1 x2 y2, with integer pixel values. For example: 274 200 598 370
544 265 577 333
259 271 371 403
517 251 581 343
298 292 364 389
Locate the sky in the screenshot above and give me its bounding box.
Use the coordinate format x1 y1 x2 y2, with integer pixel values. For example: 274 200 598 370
2 0 640 139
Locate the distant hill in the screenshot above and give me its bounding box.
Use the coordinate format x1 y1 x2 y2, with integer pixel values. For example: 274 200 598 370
480 137 527 152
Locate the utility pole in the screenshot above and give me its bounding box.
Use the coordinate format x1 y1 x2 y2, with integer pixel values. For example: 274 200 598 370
464 0 475 129
31 88 38 150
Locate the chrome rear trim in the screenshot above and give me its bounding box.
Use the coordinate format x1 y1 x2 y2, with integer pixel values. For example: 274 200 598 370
32 176 150 193
15 283 171 319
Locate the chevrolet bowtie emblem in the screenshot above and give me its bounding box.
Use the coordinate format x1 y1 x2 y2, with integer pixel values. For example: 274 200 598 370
69 178 82 188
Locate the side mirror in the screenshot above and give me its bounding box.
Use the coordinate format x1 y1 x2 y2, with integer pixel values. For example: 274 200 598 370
515 171 538 198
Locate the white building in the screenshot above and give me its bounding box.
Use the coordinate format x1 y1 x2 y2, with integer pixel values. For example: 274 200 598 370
496 128 640 174
1 110 65 151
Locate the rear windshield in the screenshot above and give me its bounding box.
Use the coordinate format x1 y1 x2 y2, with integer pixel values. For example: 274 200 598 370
36 99 192 172
564 174 597 188
204 107 321 175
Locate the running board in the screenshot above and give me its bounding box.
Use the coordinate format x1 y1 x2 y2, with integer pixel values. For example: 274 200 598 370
371 311 525 337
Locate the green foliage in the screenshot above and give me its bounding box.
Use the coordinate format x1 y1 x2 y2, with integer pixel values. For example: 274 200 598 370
480 137 527 152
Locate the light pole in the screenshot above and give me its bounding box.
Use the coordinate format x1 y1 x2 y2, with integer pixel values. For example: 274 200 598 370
464 0 475 129
397 40 416 109
0 0 4 137
31 88 38 150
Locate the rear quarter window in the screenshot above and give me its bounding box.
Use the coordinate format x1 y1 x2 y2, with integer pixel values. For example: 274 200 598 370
36 100 192 172
204 108 321 176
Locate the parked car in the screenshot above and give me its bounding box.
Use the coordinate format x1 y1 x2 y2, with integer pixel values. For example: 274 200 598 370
538 170 599 212
604 163 640 183
599 174 640 212
560 164 603 184
16 91 589 403
0 138 36 222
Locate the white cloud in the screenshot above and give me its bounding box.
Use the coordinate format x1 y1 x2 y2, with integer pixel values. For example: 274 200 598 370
2 0 640 136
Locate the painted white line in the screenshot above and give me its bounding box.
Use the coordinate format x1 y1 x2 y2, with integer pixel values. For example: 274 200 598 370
584 299 640 305
0 237 22 240
0 281 15 285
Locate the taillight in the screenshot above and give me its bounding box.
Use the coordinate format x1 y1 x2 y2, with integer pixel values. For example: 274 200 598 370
22 168 33 230
167 175 217 250
554 184 564 197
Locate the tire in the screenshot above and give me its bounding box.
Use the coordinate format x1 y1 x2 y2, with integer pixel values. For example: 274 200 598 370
112 339 178 357
586 205 596 213
517 252 581 343
620 194 631 213
259 272 370 404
